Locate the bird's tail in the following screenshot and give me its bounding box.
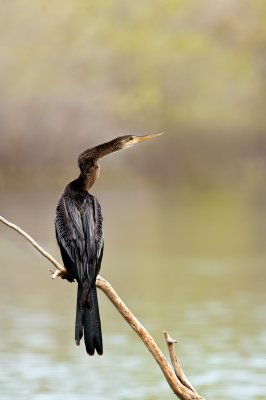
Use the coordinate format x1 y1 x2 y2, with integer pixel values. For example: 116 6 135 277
75 284 103 356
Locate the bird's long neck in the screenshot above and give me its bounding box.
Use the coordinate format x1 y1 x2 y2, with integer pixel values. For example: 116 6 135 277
69 167 99 194
76 138 123 192
80 138 121 162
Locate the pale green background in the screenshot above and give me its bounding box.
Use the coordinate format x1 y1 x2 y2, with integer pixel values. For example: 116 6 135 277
0 1 266 399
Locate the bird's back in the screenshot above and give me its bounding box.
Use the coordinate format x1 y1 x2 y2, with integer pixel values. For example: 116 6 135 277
55 184 104 287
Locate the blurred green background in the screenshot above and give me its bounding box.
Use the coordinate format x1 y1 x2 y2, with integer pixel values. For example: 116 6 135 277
0 1 266 399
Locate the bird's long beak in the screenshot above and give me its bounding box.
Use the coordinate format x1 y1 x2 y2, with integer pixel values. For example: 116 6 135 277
135 133 164 142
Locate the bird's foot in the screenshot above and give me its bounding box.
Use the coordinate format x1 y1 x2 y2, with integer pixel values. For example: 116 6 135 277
48 269 75 282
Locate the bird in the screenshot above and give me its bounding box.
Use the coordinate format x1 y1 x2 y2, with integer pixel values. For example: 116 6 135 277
55 133 163 355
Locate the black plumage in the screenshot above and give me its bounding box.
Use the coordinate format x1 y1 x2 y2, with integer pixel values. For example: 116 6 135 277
55 133 162 356
55 188 103 355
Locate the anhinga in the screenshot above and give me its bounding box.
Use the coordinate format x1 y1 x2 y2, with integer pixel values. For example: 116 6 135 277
55 133 162 355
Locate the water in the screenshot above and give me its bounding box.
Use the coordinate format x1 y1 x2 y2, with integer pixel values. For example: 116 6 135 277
0 185 266 399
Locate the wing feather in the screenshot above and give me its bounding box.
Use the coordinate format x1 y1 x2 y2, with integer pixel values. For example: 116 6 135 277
55 192 103 286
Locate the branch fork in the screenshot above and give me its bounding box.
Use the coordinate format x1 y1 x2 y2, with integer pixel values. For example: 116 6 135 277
0 215 205 400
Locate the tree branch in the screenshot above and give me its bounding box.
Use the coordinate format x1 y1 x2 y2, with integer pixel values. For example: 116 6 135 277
164 331 197 393
0 216 65 275
0 215 205 400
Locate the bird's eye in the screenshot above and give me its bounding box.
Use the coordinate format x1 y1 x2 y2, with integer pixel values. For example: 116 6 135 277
129 135 135 141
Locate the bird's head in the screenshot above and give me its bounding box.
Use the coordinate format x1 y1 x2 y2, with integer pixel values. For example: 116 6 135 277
78 132 164 169
116 133 164 151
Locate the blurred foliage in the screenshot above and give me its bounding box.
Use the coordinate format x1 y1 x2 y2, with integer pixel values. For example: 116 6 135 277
0 0 266 186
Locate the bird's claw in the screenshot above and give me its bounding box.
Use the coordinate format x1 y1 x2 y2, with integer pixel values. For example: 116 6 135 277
48 268 75 282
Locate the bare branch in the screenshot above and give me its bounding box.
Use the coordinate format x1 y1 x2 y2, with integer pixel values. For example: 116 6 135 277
0 215 205 400
0 216 66 275
164 331 197 393
96 277 204 400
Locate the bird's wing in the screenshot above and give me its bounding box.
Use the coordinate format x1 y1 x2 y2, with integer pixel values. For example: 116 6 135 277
55 195 86 282
93 197 104 277
81 195 104 284
55 194 103 285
